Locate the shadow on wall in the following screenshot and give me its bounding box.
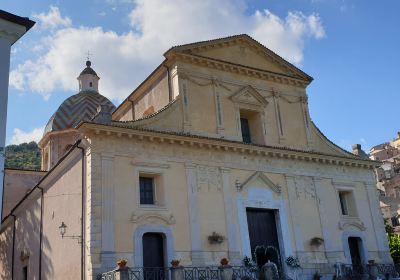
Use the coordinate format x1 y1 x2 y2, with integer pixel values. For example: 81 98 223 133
0 190 54 279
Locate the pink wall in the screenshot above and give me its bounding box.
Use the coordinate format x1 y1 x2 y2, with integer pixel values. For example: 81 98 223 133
0 148 83 279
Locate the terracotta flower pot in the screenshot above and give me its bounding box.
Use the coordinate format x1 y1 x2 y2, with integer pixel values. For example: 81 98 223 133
171 260 180 268
220 258 229 266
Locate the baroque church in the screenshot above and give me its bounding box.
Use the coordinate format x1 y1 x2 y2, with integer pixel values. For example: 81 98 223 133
0 34 391 279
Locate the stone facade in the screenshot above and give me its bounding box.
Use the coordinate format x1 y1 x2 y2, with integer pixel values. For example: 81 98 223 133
0 34 391 280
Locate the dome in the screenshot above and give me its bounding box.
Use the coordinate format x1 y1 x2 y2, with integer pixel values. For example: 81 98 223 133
44 90 115 135
79 60 98 76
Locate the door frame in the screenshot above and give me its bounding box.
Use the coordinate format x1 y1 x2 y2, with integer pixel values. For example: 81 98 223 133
341 231 368 264
237 187 293 269
133 224 175 267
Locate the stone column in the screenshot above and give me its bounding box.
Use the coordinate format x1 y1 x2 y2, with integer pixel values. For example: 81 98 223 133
0 12 34 219
185 163 204 264
221 168 240 264
171 266 184 280
101 154 116 269
115 267 130 280
219 266 233 280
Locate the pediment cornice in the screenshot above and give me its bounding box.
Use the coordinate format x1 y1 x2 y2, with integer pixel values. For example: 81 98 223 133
170 52 309 88
238 171 281 193
230 85 268 107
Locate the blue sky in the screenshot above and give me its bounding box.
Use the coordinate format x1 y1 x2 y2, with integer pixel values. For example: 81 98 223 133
2 0 400 152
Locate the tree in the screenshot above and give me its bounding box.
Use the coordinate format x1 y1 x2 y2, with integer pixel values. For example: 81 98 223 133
5 141 41 170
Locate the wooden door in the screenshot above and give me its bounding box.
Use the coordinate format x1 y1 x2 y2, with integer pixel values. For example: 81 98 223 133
143 233 165 280
246 208 281 268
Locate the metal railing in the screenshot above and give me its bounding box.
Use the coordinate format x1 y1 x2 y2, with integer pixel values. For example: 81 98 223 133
98 263 400 280
98 266 260 280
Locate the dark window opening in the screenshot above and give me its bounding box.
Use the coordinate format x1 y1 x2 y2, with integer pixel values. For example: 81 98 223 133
241 118 251 143
140 177 154 205
23 266 28 280
392 216 400 227
339 192 348 215
89 82 93 87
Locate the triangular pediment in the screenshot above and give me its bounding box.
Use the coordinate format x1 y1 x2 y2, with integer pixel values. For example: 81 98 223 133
166 34 312 81
230 85 268 107
239 171 281 194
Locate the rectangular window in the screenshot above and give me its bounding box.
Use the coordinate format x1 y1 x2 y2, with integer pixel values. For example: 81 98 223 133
240 118 251 143
338 191 357 216
23 266 28 280
339 192 349 215
140 177 154 205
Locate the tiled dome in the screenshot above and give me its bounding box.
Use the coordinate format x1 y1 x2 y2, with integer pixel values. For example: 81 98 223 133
44 90 115 135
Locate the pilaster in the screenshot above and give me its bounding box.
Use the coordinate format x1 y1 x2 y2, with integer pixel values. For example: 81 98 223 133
101 154 116 269
364 182 391 262
285 175 304 252
185 162 204 264
220 167 240 263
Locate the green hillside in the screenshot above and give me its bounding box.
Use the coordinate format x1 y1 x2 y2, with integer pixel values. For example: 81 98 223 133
5 141 41 170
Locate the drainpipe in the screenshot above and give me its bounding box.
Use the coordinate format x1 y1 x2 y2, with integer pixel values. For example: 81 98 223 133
11 214 16 280
38 186 44 280
76 145 85 280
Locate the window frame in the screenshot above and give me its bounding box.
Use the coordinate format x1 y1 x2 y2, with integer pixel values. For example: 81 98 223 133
135 167 166 209
336 187 358 217
139 176 155 205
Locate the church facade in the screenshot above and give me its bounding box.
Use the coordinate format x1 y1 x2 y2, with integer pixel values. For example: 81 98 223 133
0 34 391 279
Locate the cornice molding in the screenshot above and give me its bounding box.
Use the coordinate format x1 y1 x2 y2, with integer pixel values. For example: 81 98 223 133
171 52 309 88
79 122 377 170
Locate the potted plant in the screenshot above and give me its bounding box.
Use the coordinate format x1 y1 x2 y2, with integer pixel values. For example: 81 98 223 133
313 271 322 280
171 259 181 268
117 258 127 269
220 257 230 266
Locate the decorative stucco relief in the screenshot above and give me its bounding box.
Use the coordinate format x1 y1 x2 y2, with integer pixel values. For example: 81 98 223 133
338 218 366 231
130 212 176 225
293 176 319 202
196 165 222 192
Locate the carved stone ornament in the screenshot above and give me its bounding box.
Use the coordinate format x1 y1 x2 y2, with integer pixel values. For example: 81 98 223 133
238 171 281 194
130 212 176 225
338 218 366 231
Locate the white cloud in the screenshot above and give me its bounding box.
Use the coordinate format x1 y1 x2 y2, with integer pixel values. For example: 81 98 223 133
32 6 72 30
10 126 45 145
10 1 325 102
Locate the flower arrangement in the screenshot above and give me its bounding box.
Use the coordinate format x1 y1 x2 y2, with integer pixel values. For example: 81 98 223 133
220 258 230 266
171 259 181 268
117 258 128 269
285 256 301 268
208 232 224 244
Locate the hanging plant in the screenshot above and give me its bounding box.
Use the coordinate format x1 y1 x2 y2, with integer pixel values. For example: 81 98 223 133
208 232 224 244
310 237 324 247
